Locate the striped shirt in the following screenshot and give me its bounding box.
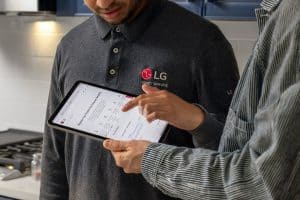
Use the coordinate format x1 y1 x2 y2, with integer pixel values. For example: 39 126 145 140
141 0 300 199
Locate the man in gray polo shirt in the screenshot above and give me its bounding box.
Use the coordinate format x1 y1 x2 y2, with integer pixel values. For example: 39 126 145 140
40 0 239 199
104 0 300 199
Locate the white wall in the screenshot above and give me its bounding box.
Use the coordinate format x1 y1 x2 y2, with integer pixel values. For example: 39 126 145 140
0 15 258 132
0 15 87 132
213 20 258 72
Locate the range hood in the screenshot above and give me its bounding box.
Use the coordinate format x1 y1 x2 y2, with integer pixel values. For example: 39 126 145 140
0 0 56 13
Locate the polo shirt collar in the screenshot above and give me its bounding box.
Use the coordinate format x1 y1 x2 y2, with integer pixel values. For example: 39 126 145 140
260 0 281 12
94 0 162 41
94 14 113 40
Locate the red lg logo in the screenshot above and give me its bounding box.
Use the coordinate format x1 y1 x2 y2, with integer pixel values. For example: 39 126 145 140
141 68 153 80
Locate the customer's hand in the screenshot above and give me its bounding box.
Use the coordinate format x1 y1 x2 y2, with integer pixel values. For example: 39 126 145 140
103 139 151 173
122 84 205 131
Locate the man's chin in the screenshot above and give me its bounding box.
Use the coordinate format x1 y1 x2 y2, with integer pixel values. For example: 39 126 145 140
103 18 124 25
96 13 124 24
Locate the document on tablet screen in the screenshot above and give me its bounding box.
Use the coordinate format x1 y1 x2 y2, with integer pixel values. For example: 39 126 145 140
50 82 167 142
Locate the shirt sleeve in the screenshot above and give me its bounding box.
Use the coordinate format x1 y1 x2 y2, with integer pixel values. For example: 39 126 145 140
191 28 239 150
141 82 300 200
40 43 69 200
189 104 225 149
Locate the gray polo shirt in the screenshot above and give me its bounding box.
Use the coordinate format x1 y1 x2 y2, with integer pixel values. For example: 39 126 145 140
40 0 239 199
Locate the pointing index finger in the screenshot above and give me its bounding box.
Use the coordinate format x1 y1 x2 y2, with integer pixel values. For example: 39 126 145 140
122 98 139 112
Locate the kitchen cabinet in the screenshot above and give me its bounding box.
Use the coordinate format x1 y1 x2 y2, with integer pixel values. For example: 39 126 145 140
57 0 91 16
203 0 261 20
76 0 92 15
56 0 75 16
171 0 203 15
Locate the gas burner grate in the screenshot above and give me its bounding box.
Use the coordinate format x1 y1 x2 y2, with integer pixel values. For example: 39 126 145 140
0 129 43 181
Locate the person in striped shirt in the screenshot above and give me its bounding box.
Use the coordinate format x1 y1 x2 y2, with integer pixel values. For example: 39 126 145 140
103 0 300 199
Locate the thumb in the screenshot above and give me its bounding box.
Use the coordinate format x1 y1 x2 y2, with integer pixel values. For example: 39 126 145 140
103 139 128 152
142 83 160 94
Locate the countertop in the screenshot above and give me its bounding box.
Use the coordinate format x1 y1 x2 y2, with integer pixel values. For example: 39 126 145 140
0 176 40 200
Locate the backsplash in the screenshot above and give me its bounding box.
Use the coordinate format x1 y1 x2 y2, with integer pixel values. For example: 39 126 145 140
0 15 258 132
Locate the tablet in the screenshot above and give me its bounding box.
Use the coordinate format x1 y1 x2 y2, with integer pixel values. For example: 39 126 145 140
48 81 168 142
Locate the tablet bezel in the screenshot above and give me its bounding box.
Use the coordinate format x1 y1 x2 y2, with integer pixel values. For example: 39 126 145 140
47 80 169 142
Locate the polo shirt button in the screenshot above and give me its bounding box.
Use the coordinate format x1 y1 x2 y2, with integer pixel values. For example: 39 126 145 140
115 26 121 32
113 47 119 54
109 69 117 75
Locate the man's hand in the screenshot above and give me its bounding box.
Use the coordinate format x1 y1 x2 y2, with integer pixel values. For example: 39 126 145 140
103 139 151 174
122 84 205 131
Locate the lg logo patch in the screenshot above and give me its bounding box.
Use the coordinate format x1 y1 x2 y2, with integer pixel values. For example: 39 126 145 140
141 67 167 81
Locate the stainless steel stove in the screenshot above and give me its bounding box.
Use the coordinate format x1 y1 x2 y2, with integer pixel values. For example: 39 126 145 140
0 129 42 181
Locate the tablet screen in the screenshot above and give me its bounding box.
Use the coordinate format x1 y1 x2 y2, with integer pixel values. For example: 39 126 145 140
48 81 168 142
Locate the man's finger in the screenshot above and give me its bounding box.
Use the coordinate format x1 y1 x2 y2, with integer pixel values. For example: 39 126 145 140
142 83 160 94
103 139 128 152
122 99 139 112
146 111 164 123
122 94 155 112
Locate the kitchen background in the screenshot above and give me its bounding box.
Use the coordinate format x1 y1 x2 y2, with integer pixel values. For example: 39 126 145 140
0 0 260 199
0 16 258 133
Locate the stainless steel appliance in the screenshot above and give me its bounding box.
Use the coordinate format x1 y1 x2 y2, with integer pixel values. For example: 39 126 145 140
0 0 55 13
0 129 42 181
